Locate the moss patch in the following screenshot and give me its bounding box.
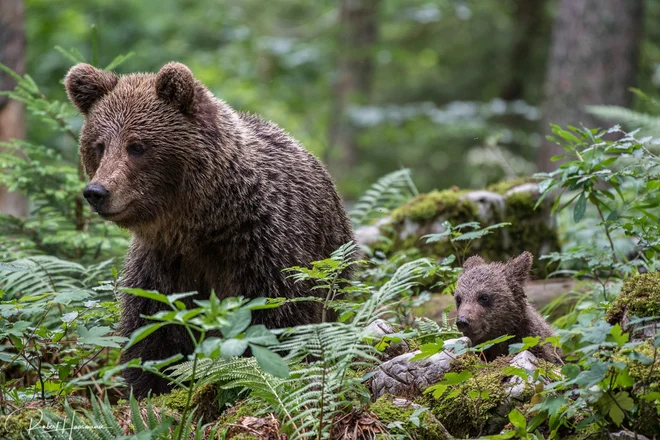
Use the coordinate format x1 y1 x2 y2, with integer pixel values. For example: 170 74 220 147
607 272 660 325
486 177 539 195
385 180 559 278
612 340 660 437
150 387 190 414
424 354 534 438
0 409 44 440
391 189 476 223
370 395 452 440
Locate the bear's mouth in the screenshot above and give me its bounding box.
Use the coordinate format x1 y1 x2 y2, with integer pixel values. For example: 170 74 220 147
99 207 128 219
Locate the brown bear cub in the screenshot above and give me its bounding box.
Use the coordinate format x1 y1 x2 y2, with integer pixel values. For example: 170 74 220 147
64 62 354 398
453 252 562 363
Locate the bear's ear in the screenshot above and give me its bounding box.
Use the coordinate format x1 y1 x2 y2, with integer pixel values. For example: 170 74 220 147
65 63 118 115
463 255 486 272
504 251 533 296
155 62 196 114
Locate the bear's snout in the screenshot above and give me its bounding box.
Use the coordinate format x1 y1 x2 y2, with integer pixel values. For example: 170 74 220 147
83 182 110 212
456 315 470 332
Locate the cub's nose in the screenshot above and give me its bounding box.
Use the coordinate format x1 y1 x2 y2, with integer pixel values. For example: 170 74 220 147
83 183 110 211
456 316 470 332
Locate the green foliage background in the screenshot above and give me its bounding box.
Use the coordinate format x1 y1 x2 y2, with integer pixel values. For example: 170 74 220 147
18 0 658 197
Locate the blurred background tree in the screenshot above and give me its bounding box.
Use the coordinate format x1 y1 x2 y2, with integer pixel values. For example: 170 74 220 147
3 0 660 200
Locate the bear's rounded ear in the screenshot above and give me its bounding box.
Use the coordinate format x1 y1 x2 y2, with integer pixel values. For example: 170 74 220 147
155 62 196 114
463 255 486 272
504 251 533 293
65 63 118 115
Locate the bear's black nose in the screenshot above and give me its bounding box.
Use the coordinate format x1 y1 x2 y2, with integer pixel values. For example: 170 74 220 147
83 183 110 211
456 316 470 331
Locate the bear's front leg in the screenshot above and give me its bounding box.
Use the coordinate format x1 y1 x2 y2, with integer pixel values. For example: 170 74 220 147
118 244 196 399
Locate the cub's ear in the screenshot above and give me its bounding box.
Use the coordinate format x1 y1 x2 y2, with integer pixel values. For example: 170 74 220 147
504 251 533 295
463 255 486 272
65 63 118 115
155 62 196 113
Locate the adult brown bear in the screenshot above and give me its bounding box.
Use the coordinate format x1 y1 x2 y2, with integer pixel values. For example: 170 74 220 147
65 62 354 398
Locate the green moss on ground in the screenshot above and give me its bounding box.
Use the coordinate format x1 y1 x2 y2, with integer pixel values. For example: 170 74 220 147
607 272 660 325
150 387 190 414
423 354 534 438
612 340 660 437
370 395 452 440
0 409 44 440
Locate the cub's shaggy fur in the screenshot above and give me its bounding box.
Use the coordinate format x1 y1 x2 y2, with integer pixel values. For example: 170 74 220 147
453 252 561 363
65 62 354 398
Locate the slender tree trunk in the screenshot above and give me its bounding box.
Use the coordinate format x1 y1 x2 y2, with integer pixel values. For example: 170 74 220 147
537 0 643 172
0 0 28 217
327 0 379 186
501 0 549 102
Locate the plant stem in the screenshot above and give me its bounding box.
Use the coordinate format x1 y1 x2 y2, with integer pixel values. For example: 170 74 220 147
595 202 618 264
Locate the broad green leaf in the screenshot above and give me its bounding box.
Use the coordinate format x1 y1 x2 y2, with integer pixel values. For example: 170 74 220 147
244 325 279 346
250 344 289 378
122 288 171 305
508 408 526 429
221 308 252 338
573 192 587 222
77 326 127 348
221 338 249 359
125 323 166 349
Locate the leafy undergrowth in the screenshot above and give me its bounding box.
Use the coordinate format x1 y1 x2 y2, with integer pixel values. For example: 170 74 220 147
1 56 660 440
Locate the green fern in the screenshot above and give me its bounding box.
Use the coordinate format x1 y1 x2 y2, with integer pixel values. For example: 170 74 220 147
349 168 417 228
24 394 220 440
0 255 111 300
587 105 660 137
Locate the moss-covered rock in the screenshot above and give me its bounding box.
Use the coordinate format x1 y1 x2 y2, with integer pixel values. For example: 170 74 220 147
423 354 535 438
367 179 559 276
607 272 660 325
370 395 453 440
611 340 660 438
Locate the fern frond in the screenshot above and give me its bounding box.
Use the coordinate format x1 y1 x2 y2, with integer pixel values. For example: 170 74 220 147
0 256 91 298
350 168 417 227
587 105 660 137
25 394 188 439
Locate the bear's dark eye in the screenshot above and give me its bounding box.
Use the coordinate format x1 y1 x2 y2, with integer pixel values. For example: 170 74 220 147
455 296 462 307
478 293 490 305
94 142 105 157
127 142 146 157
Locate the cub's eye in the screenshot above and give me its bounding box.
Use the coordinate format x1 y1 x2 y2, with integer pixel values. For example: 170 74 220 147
94 142 105 156
455 297 462 307
478 293 490 305
127 143 145 157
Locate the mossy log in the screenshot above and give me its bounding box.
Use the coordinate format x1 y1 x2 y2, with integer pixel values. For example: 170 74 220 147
356 178 560 276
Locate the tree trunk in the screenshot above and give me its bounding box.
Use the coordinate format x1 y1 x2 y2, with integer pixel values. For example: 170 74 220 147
537 0 643 172
327 0 379 187
0 0 28 217
501 0 549 102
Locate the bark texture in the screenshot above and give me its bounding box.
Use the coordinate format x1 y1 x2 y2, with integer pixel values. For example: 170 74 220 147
0 0 28 216
537 0 644 172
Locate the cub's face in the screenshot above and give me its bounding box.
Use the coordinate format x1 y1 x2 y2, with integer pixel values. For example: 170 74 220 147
453 252 533 345
65 63 203 228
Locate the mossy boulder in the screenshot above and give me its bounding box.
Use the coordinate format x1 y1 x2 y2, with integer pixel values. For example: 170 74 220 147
607 272 660 331
358 178 559 276
422 353 539 438
369 395 453 440
612 340 660 438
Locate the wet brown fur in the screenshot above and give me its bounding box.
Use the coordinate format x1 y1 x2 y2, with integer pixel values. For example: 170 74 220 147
65 62 355 398
454 252 562 363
